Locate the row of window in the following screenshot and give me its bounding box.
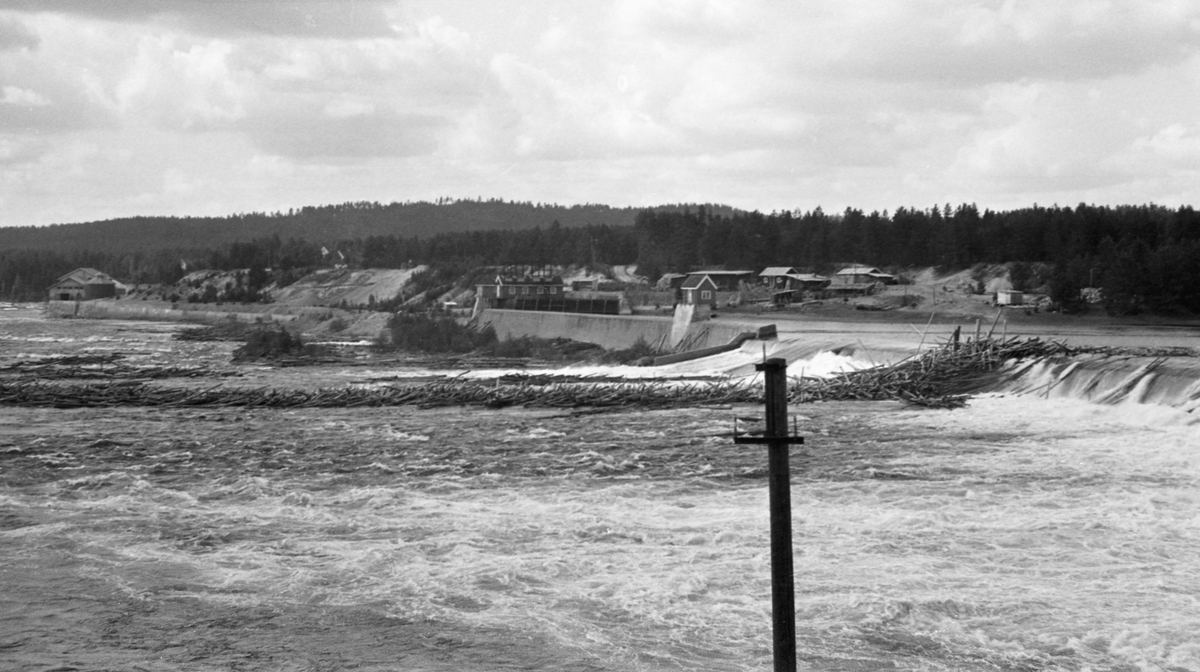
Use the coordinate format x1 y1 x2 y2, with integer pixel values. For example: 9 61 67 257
503 285 559 295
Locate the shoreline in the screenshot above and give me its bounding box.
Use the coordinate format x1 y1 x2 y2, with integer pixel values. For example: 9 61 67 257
24 298 1200 361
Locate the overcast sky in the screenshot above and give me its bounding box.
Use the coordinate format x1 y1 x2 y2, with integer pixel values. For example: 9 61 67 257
1 0 1198 227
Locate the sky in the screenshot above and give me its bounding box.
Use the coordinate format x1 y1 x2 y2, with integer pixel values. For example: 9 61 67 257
1 0 1199 227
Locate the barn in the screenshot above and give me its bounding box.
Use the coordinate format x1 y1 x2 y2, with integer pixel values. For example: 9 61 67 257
47 268 119 301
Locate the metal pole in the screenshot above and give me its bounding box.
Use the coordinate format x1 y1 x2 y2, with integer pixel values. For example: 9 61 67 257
759 358 796 672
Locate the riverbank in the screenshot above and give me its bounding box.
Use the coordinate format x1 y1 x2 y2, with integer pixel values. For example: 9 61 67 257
38 296 1200 370
44 299 391 341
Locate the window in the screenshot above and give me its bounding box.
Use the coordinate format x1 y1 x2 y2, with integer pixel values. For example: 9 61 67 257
550 287 557 294
701 290 712 300
522 286 530 294
537 286 545 294
508 286 516 295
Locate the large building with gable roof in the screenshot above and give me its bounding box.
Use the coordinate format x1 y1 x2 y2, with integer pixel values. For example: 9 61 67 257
47 268 121 301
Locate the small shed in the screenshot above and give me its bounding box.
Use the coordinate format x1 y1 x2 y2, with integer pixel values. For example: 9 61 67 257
996 289 1024 306
680 273 719 308
48 268 119 301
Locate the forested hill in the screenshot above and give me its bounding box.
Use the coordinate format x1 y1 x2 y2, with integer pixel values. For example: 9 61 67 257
0 199 739 253
4 199 1199 315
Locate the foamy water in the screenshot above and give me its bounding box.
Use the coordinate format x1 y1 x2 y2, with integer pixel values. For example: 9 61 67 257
3 309 1200 670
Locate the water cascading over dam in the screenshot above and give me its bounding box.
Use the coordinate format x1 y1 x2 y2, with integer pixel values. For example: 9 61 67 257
996 355 1200 411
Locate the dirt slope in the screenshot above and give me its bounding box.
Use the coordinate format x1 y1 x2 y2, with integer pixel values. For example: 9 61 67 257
270 267 426 307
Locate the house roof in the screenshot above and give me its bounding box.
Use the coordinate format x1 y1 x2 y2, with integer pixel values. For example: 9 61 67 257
680 273 718 290
836 266 885 275
785 273 829 283
693 269 756 276
51 268 115 287
494 275 564 285
759 267 799 276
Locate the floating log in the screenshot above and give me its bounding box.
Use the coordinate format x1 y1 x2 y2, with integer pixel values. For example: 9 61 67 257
0 337 1187 411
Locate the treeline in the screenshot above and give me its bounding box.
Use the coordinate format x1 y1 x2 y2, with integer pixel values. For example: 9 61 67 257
0 198 673 253
634 203 1200 314
0 236 327 302
359 222 637 268
5 201 1199 315
0 222 639 302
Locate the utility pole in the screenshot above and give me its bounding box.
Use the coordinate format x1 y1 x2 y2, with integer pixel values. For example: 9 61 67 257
735 358 804 672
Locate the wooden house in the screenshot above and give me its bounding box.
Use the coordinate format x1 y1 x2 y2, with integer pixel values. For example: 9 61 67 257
691 270 756 291
786 273 831 290
760 268 831 291
759 267 800 290
475 274 566 307
679 273 719 308
833 266 897 286
47 268 119 301
762 272 831 304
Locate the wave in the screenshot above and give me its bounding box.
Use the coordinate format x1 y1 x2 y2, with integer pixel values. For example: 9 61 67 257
997 355 1200 411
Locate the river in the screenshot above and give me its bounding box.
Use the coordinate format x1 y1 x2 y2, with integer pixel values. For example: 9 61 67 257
2 306 1198 671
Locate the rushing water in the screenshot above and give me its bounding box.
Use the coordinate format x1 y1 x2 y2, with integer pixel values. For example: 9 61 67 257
2 308 1200 671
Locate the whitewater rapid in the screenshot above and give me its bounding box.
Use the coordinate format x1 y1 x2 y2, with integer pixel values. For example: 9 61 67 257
2 308 1199 670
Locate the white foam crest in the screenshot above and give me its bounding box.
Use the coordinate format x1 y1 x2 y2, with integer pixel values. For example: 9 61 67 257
459 364 723 381
789 349 874 379
448 350 869 384
1002 357 1200 412
352 340 873 384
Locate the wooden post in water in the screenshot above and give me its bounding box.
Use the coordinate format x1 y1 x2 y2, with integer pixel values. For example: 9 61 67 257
763 358 796 672
735 357 804 672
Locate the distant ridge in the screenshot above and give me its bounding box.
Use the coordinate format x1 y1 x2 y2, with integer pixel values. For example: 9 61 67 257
0 199 744 253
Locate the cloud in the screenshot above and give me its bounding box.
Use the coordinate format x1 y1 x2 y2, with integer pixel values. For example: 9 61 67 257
1128 124 1200 169
2 0 1200 225
613 0 752 44
0 66 118 134
242 107 444 159
105 35 248 130
1 85 49 106
0 136 46 166
0 0 399 38
935 76 1185 204
487 52 684 162
0 10 500 161
228 25 500 160
0 16 38 50
825 0 1200 84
